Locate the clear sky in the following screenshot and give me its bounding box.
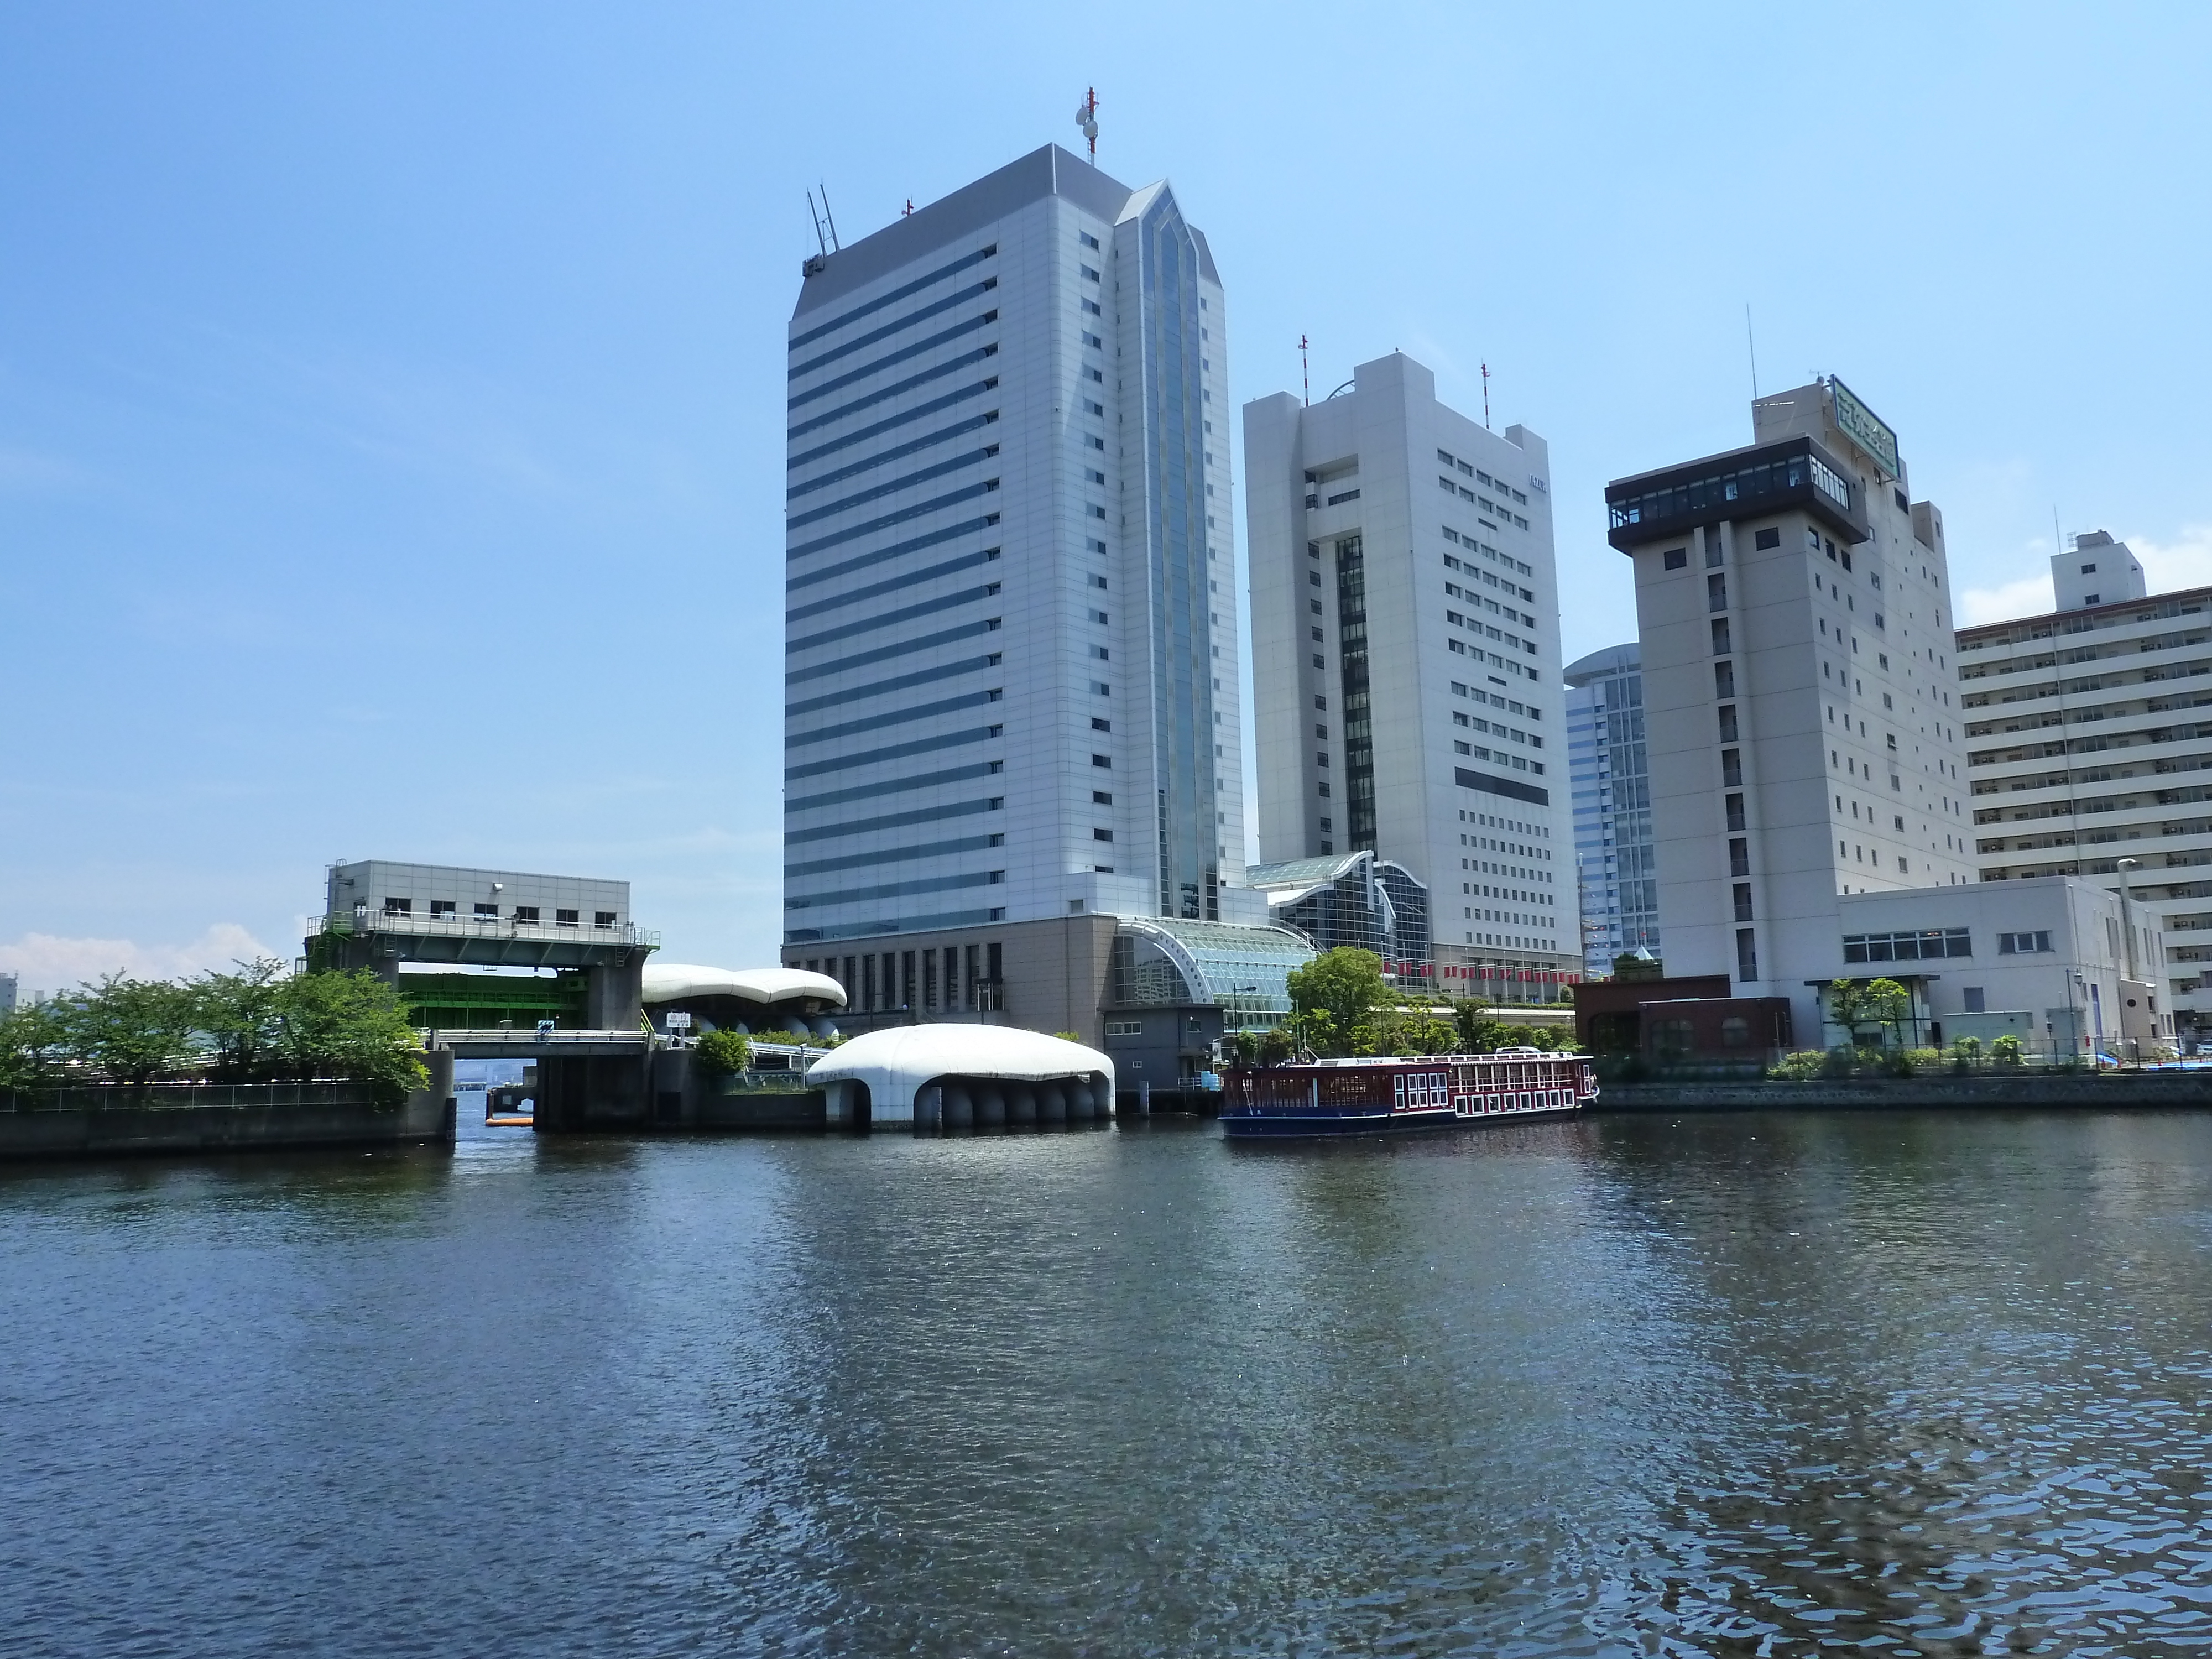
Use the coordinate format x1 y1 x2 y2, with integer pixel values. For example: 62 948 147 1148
5 2 2208 989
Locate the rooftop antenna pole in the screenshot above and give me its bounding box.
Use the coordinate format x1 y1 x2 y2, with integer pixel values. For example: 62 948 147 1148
1301 334 1310 405
806 190 828 259
1074 86 1099 161
1745 302 1760 399
1481 362 1491 429
817 182 841 251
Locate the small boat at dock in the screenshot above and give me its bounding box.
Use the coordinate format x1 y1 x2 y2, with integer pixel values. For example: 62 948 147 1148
1220 1047 1596 1138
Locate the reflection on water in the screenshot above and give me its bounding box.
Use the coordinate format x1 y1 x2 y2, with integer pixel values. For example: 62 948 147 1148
3 1110 2210 1656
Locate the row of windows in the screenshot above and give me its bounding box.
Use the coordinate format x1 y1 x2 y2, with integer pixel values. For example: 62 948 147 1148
786 311 999 413
1444 607 1537 656
1439 473 1531 530
789 244 996 353
382 899 615 927
1443 560 1535 607
787 351 998 443
786 411 999 502
1441 524 1532 578
1453 709 1541 749
800 941 1004 1014
1960 596 2208 653
1842 928 1973 962
1435 448 1533 505
1450 681 1543 722
1453 740 1543 775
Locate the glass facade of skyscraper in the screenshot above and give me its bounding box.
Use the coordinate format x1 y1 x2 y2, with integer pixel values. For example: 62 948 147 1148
1565 644 1658 977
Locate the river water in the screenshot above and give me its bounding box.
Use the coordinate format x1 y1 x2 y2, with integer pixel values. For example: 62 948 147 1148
4 1110 2211 1657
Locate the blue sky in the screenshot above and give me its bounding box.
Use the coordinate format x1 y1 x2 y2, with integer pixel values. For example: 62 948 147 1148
4 2 2208 989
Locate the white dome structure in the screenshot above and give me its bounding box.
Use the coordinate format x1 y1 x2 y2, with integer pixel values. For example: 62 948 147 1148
641 963 845 1037
805 1025 1115 1130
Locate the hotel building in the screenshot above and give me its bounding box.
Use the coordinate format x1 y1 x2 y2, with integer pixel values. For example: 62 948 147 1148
1604 380 1974 1041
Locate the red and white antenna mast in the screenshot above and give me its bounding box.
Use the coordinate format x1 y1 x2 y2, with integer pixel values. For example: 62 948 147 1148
1301 334 1310 405
1074 87 1099 161
1481 362 1491 429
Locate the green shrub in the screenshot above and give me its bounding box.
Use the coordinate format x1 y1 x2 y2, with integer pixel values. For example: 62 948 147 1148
1991 1034 2024 1069
1768 1049 1827 1081
693 1029 752 1077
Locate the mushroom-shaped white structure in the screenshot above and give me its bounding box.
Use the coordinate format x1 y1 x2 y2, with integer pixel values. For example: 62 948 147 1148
806 1025 1116 1130
641 963 846 1037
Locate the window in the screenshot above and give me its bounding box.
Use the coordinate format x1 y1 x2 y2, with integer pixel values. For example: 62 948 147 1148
1729 837 1749 877
1080 265 1100 281
1092 753 1112 768
1714 661 1736 698
1093 790 1112 804
1725 792 1746 832
1092 717 1110 731
1733 883 1755 922
556 909 578 926
1707 574 1728 611
1735 928 1759 982
382 898 411 915
1663 547 1687 570
1705 539 1724 568
1996 931 2054 954
596 911 617 927
1721 1016 1751 1047
1721 748 1743 787
1105 1020 1140 1038
474 902 498 917
1718 705 1739 743
1845 929 1972 962
1079 232 1099 249
514 906 540 923
1093 827 1114 841
1711 618 1732 655
1754 526 1781 550
429 900 456 916
1962 987 1986 1013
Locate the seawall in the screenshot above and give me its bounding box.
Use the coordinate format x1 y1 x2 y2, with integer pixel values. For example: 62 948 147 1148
0 1052 457 1160
1599 1071 2212 1113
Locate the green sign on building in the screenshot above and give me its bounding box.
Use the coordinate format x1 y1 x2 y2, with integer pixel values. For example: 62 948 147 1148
1829 378 1900 479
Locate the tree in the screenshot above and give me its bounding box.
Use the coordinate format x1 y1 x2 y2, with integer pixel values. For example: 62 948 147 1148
58 974 199 1087
693 1029 752 1077
270 971 427 1105
1829 977 1911 1050
190 958 287 1082
0 1000 69 1091
1288 948 1388 1032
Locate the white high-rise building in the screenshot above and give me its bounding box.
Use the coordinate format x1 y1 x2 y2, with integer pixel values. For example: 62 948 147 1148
1959 531 2212 1048
778 145 1310 1078
1245 353 1579 1000
1605 380 1975 1040
1564 644 1660 978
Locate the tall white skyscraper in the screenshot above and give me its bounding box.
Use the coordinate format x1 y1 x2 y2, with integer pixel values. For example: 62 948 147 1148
1605 380 1974 1040
778 145 1306 1069
1245 353 1579 1001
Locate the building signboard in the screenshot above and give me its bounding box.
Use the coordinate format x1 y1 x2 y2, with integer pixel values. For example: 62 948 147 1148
1829 378 1900 478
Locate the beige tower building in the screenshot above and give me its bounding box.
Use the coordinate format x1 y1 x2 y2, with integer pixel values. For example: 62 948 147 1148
1605 380 1974 1040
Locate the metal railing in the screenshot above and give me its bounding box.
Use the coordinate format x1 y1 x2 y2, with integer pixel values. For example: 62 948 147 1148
2 1082 377 1113
424 1028 651 1046
315 913 660 949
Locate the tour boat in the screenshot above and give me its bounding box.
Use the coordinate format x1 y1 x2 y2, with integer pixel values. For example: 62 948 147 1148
1219 1047 1597 1139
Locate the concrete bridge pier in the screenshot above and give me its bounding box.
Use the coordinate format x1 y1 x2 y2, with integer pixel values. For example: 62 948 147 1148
941 1082 973 1130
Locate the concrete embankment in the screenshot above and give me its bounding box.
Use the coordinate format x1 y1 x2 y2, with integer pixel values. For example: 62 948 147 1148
0 1052 456 1160
1598 1071 2212 1113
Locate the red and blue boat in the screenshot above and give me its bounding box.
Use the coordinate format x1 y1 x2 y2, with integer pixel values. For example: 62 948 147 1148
1220 1047 1597 1138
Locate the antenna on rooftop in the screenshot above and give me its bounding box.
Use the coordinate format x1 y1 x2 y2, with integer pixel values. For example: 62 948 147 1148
1074 87 1099 161
1301 334 1310 405
902 197 914 217
1481 362 1491 429
817 181 842 251
806 190 829 259
1745 302 1760 399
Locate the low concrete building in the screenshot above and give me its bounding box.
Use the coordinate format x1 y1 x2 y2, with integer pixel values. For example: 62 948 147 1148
806 1025 1115 1130
1824 875 2171 1058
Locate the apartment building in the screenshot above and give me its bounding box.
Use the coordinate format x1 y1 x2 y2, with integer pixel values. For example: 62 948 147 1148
1605 379 1974 1040
1564 643 1658 977
1958 531 2212 1046
1244 353 1578 998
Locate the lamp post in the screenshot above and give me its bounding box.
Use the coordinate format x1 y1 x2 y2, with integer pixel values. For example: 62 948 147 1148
2117 858 2143 1062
